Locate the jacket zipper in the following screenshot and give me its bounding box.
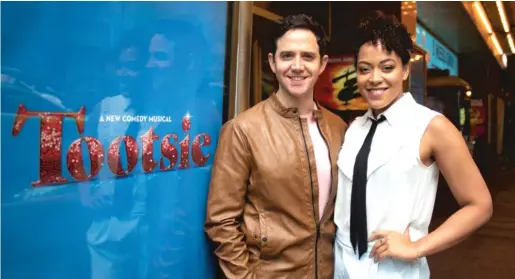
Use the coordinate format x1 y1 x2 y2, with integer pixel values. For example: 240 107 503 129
299 118 319 279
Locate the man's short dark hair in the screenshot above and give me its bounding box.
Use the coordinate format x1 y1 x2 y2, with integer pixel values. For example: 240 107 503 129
271 14 328 58
353 11 413 66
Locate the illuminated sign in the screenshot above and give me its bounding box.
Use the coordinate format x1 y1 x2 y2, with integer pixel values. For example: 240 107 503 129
416 24 459 76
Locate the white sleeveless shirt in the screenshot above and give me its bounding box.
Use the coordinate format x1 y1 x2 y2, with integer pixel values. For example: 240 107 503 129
334 93 441 279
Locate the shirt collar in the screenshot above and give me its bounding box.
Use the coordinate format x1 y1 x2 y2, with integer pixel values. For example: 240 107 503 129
362 92 416 127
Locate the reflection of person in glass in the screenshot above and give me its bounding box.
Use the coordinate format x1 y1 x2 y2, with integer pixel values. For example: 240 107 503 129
142 19 205 105
146 32 174 92
141 20 211 278
333 12 492 279
79 32 149 279
117 42 143 98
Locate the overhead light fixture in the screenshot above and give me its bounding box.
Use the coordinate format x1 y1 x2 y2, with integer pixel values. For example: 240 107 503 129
496 1 510 33
502 53 508 68
465 2 508 67
507 34 515 53
491 34 504 55
466 90 472 97
474 1 492 34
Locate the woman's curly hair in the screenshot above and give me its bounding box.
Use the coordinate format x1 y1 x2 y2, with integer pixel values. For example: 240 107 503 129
353 11 413 66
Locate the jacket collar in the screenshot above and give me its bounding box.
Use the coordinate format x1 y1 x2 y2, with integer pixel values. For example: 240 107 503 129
268 92 324 119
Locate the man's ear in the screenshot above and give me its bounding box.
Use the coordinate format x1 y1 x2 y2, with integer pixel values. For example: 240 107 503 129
268 52 276 74
319 54 329 74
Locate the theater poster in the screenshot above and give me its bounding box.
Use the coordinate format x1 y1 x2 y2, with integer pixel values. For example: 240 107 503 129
314 54 368 123
1 2 228 279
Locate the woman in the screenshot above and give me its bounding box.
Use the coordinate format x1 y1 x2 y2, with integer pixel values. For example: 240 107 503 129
333 12 492 278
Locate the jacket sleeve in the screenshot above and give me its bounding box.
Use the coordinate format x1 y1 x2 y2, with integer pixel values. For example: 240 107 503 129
205 120 254 279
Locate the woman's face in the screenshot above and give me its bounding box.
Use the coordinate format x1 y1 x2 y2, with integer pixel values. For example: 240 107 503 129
356 41 409 115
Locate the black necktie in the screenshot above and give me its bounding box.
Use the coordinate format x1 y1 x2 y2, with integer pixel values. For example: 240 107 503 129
350 115 386 258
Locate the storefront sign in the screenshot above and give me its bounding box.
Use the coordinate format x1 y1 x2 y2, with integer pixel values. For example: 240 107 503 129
416 24 458 76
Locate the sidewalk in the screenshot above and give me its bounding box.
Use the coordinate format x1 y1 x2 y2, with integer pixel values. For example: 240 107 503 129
428 168 515 279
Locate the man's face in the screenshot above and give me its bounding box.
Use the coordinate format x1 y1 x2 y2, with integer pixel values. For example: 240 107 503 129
268 29 328 99
356 41 409 113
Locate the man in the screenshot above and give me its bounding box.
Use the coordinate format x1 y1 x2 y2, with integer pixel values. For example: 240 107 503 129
205 14 348 279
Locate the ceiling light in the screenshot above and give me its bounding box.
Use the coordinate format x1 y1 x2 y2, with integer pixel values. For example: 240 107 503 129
474 1 493 34
502 53 508 68
491 34 503 55
507 33 515 53
496 1 510 33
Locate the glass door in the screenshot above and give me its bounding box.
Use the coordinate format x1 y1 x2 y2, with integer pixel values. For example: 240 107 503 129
1 2 232 279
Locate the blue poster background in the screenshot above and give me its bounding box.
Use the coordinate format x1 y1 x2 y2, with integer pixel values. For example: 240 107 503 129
1 2 228 279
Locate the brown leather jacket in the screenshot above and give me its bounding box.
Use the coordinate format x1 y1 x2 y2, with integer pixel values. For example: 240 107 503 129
205 94 348 279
